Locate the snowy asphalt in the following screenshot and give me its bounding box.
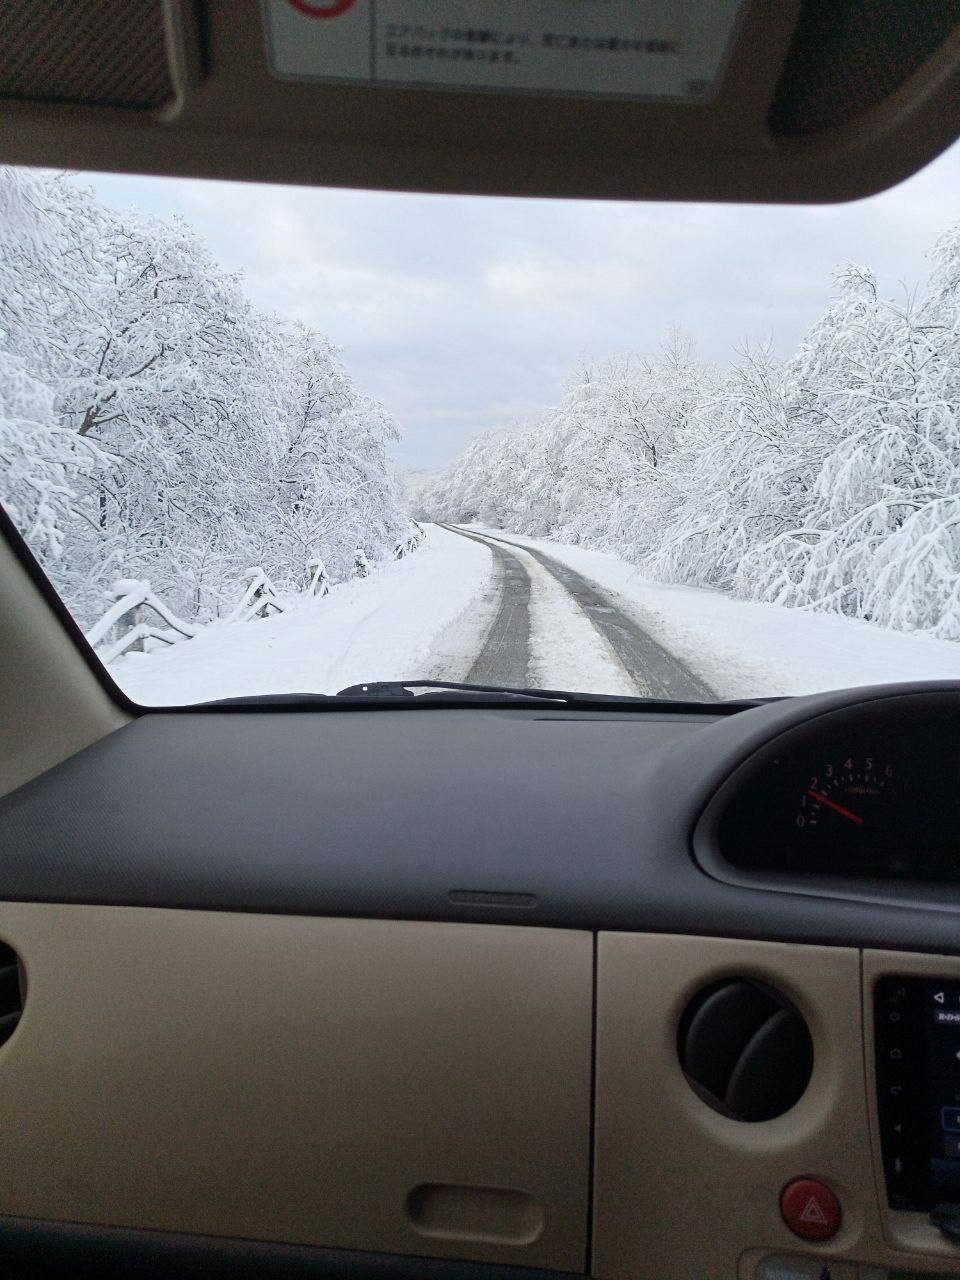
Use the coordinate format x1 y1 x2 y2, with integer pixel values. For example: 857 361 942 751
444 526 713 700
448 526 532 686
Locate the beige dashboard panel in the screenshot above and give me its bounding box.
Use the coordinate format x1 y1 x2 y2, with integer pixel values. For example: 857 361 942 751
0 904 591 1268
594 934 960 1279
593 934 874 1279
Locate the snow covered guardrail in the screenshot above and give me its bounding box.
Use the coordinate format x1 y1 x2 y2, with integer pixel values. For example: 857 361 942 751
307 557 330 598
84 580 203 664
86 567 290 663
225 568 286 624
87 532 427 665
394 520 425 559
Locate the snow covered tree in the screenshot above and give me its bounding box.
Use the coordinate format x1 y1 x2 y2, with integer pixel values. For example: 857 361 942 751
0 167 409 631
423 233 960 641
0 346 108 560
738 253 960 637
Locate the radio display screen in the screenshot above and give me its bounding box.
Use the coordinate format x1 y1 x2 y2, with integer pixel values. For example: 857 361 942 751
875 977 960 1211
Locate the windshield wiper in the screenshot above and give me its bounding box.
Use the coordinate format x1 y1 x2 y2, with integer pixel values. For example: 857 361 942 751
197 681 778 711
200 681 631 708
336 680 571 704
194 683 564 708
333 680 744 708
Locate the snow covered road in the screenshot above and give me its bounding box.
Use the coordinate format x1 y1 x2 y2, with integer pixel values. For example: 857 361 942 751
444 526 712 699
111 522 960 707
474 529 960 698
450 527 530 687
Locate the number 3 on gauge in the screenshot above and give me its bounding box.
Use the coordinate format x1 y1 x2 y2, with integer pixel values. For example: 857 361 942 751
796 756 896 830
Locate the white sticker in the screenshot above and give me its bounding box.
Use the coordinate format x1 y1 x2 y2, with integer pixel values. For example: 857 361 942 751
262 0 747 102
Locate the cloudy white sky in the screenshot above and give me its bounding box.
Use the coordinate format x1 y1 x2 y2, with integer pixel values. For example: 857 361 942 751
85 139 960 469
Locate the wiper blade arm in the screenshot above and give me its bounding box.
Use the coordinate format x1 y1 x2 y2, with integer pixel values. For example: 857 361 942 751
335 681 775 713
335 680 569 704
335 680 707 707
197 682 571 708
197 692 339 707
197 682 769 712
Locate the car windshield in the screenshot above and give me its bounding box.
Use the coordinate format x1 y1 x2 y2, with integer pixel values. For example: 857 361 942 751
2 158 959 706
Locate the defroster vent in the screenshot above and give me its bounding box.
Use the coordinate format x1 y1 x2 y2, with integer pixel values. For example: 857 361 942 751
678 978 813 1122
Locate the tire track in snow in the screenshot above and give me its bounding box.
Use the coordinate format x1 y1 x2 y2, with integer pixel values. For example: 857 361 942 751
450 527 714 700
441 525 531 686
444 524 634 695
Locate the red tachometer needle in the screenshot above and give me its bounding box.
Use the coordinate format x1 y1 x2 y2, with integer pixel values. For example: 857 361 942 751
808 789 864 826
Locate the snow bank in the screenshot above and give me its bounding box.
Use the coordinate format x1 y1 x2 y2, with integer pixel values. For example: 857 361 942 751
113 526 492 705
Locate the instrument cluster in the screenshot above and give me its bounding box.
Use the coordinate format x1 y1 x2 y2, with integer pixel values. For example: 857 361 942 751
702 692 960 886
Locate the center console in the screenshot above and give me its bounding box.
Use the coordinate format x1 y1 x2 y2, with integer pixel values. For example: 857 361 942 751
875 977 960 1216
595 936 960 1279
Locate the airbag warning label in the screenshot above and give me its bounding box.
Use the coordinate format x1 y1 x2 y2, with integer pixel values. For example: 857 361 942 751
262 0 747 102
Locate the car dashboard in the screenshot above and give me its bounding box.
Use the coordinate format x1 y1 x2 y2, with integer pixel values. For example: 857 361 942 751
0 682 956 1279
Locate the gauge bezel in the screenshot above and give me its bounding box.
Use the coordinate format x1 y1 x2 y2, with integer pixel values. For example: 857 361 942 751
693 690 960 914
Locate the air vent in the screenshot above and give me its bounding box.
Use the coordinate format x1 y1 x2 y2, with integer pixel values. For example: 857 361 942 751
678 979 813 1122
0 942 25 1048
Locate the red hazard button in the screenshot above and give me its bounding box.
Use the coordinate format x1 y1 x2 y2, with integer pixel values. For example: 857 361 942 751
780 1178 841 1241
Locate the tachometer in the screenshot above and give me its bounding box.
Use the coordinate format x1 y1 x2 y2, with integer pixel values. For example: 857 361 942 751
705 692 960 890
797 755 898 835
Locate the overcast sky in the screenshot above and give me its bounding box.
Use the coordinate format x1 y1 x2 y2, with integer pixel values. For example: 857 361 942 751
85 140 960 469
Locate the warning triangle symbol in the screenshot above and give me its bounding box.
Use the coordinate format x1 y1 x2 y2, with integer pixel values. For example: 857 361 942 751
799 1196 829 1225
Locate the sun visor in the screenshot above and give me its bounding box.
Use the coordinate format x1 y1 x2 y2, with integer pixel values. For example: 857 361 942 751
0 0 959 202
